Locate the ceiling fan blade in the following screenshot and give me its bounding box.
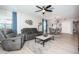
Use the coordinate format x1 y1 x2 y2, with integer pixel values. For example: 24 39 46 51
35 10 42 12
45 5 52 9
36 6 43 10
46 10 52 12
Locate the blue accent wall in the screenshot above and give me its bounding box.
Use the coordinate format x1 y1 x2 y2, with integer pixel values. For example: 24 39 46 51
12 12 17 33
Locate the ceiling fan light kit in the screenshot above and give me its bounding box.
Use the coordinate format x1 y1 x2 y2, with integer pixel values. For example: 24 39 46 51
35 5 54 14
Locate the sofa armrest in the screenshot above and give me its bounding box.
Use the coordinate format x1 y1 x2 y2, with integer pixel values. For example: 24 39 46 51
2 36 21 42
6 33 17 38
2 34 25 42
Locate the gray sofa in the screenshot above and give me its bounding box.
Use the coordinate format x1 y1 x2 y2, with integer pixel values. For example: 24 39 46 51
0 29 24 51
21 28 43 41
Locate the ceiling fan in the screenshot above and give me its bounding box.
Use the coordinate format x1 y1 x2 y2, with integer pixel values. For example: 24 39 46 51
35 5 54 14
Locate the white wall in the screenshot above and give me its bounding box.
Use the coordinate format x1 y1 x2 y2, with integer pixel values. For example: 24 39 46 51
45 5 79 34
48 18 73 34
61 19 73 34
17 11 39 34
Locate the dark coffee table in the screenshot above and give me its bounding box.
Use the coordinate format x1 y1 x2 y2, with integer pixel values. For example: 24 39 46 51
35 34 54 47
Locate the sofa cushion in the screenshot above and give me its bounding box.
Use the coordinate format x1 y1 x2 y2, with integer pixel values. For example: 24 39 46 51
2 29 17 38
6 33 17 38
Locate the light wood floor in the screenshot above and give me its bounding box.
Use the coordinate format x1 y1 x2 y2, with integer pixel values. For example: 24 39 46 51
0 33 78 54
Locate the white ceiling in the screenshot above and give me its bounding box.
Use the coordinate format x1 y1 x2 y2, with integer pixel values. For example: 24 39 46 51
0 5 37 15
0 5 79 19
0 5 55 19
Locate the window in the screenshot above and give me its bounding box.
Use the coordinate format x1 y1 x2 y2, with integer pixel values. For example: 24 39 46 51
0 19 12 30
42 19 48 33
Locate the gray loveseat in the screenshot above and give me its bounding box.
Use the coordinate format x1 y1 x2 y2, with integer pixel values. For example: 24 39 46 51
21 28 43 41
0 29 24 51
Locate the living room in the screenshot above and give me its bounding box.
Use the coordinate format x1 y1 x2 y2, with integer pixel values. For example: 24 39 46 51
0 5 79 54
